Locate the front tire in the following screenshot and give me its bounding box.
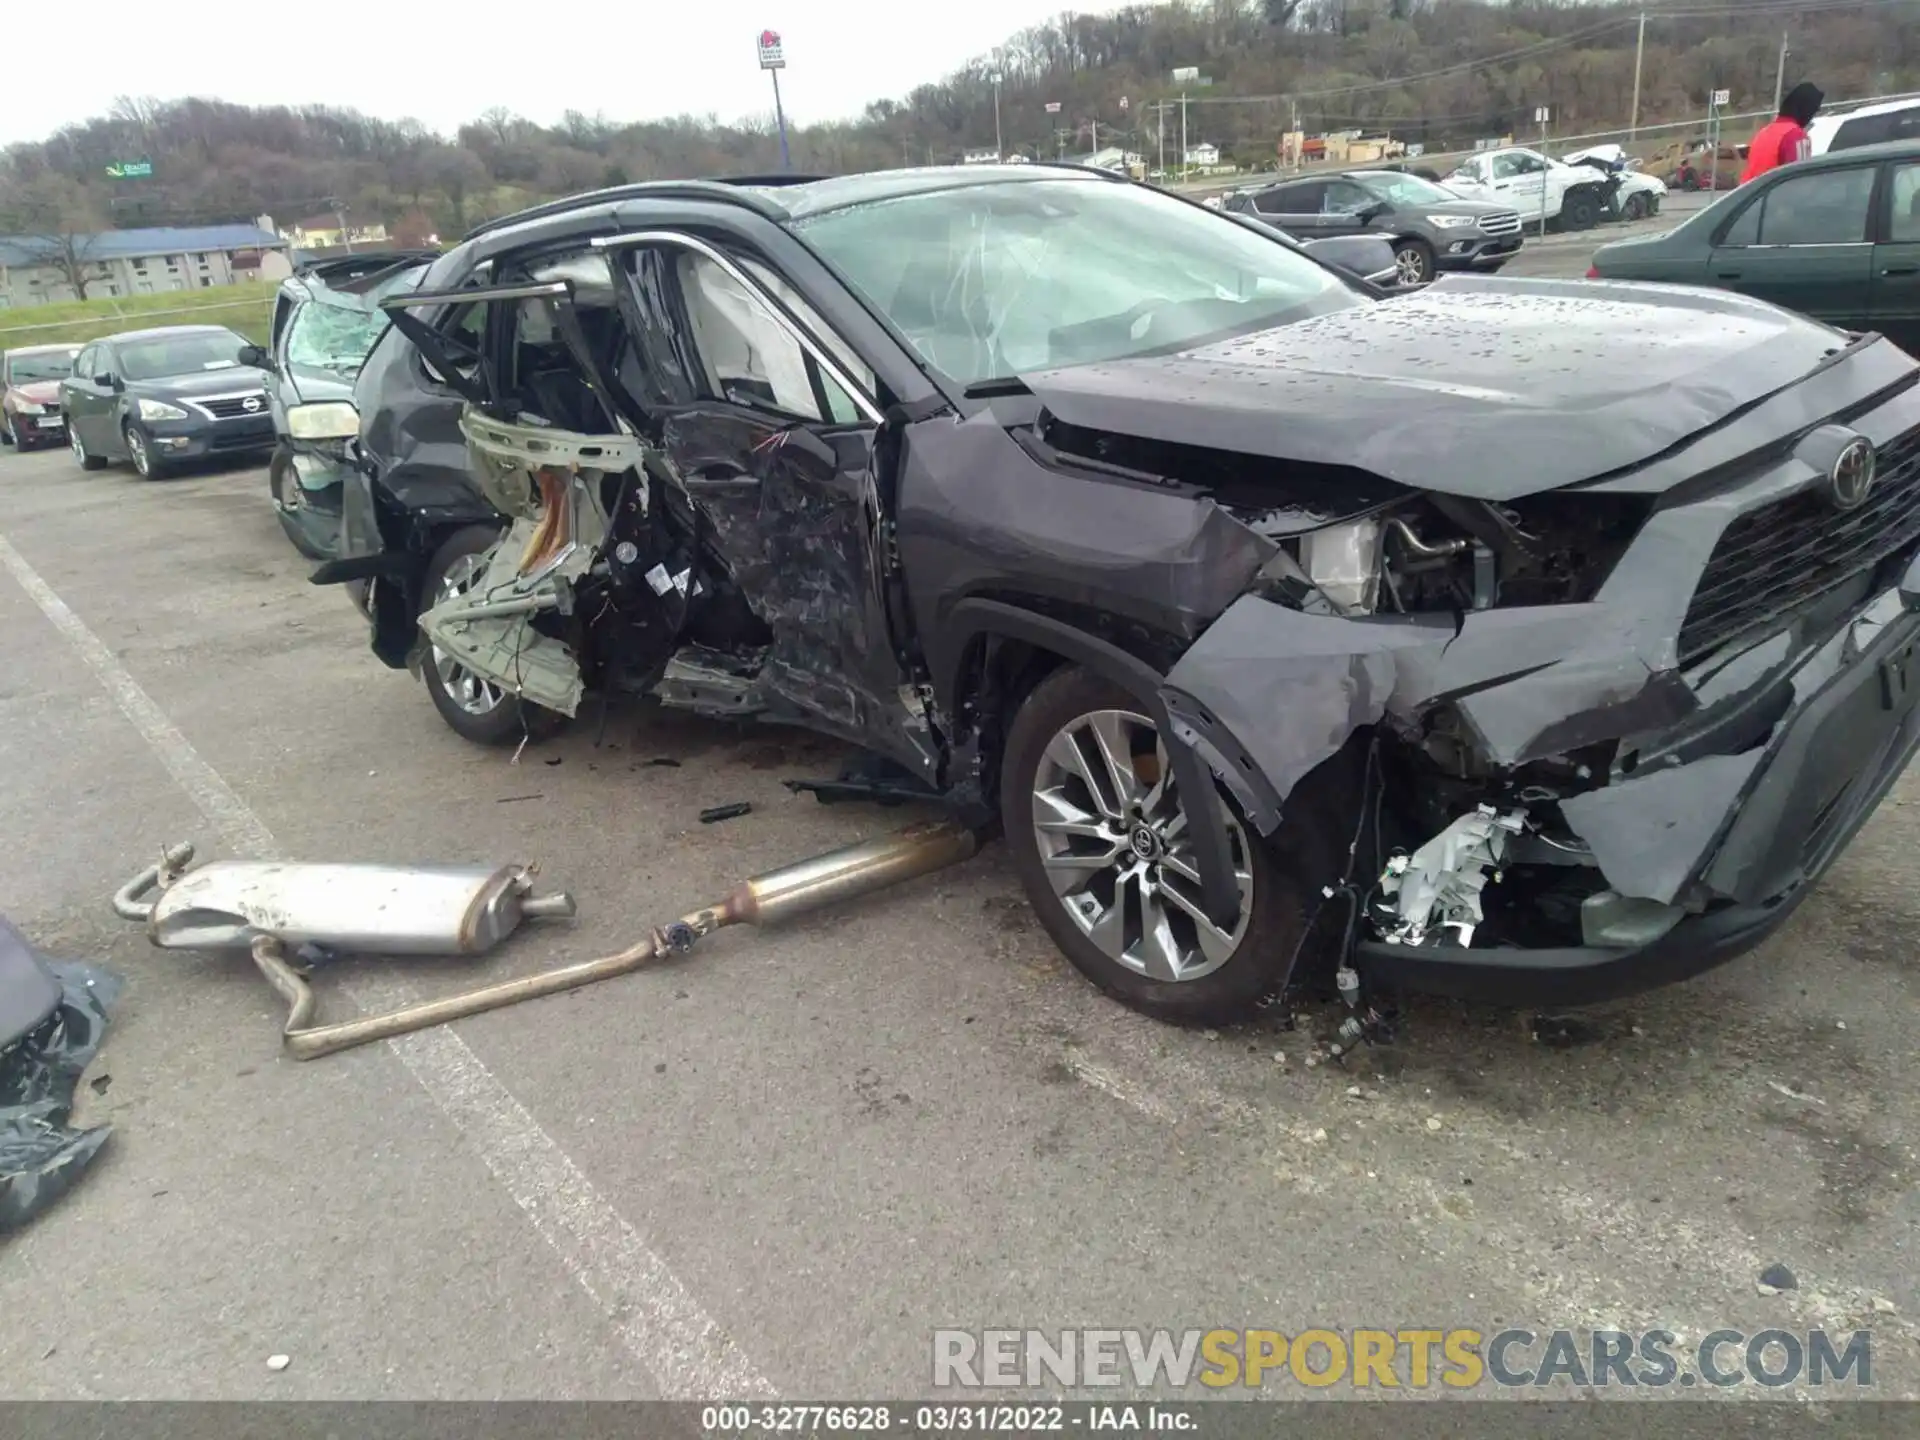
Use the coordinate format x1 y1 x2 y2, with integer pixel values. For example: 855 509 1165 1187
1392 238 1435 286
269 444 331 560
124 422 165 481
70 420 105 471
1561 190 1602 231
419 523 567 747
999 667 1318 1025
1622 192 1651 221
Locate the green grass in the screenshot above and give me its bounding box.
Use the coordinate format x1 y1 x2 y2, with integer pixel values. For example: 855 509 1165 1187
0 285 276 349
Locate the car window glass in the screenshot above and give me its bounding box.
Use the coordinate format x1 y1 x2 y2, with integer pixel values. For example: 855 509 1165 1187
10 348 79 383
1831 114 1890 153
421 303 486 388
674 251 863 425
117 331 245 381
1890 163 1920 245
1757 166 1876 245
1491 154 1527 180
1892 108 1920 143
793 177 1356 387
1717 194 1764 247
1324 181 1374 214
1257 183 1315 213
285 300 387 376
73 347 94 379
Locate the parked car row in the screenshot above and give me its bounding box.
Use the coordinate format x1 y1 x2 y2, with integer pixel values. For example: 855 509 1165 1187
1589 137 1920 358
2 344 84 450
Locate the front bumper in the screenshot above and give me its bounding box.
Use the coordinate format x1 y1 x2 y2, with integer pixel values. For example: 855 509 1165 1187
1359 586 1920 1006
1159 333 1920 1005
1437 234 1524 270
142 413 276 463
9 411 67 445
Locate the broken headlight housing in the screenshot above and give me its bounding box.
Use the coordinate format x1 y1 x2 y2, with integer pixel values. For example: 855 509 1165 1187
1298 517 1385 613
1289 494 1653 617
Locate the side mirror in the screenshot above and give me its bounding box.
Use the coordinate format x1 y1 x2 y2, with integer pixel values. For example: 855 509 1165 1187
238 344 272 371
94 373 118 390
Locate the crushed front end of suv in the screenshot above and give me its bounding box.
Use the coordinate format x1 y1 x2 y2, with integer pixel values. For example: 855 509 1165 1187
324 165 1920 1026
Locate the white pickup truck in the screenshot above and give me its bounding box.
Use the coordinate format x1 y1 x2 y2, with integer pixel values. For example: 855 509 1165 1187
1443 146 1619 230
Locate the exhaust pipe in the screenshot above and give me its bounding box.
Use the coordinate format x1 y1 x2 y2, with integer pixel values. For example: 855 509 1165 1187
112 848 575 955
251 818 978 1061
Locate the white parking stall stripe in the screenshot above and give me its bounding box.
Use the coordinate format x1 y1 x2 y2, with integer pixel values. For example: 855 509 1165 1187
0 528 776 1401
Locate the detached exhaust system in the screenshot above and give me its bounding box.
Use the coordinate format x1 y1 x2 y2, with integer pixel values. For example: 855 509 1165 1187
111 820 978 1061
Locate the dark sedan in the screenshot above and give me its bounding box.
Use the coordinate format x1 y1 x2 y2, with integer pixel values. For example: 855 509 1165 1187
1588 138 1920 356
59 324 276 480
1223 169 1523 284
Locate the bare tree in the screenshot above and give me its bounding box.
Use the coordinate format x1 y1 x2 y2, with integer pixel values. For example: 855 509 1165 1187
0 172 107 299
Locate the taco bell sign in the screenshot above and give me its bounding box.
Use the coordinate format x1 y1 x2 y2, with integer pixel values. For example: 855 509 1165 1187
757 29 785 69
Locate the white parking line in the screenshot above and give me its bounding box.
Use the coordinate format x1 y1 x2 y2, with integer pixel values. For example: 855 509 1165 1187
0 528 775 1401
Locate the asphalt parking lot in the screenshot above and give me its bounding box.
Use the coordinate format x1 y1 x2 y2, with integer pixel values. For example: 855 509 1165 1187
2 225 1916 1403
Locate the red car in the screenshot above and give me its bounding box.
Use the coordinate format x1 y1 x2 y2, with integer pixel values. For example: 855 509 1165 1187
1 343 83 451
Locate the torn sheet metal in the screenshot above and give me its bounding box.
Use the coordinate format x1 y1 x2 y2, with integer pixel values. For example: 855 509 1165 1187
1558 752 1764 906
1161 596 1451 808
416 408 648 716
1 917 120 1233
1374 807 1526 946
897 408 1279 664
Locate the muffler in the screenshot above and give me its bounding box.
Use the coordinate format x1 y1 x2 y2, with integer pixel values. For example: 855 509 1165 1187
112 843 576 954
119 821 978 1061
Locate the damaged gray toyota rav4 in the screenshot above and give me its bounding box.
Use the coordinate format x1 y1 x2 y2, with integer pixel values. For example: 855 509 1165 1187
317 163 1920 1029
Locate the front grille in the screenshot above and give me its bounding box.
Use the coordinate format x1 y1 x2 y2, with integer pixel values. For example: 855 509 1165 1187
1677 427 1920 663
197 393 268 420
209 425 273 452
1479 211 1522 236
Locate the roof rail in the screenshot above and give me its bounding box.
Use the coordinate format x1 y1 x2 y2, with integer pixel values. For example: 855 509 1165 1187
294 248 441 281
462 174 817 242
1020 161 1131 182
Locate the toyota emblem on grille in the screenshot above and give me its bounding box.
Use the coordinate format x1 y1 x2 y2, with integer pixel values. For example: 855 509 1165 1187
1828 437 1875 511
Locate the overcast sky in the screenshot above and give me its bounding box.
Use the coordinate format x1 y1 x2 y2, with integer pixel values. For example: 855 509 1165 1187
0 1 1110 147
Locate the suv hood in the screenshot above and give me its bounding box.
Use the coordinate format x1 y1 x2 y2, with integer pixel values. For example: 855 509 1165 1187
1407 197 1519 220
1020 276 1853 499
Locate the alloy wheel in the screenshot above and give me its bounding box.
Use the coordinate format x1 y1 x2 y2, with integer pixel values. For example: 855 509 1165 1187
429 553 504 718
70 425 87 466
127 427 151 478
1030 707 1253 983
1394 245 1431 285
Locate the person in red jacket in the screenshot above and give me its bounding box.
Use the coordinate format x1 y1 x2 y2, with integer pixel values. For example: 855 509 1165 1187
1741 82 1824 183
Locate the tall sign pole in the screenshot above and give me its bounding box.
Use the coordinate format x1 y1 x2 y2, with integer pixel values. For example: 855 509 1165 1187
990 68 1004 160
1534 106 1551 240
757 30 791 170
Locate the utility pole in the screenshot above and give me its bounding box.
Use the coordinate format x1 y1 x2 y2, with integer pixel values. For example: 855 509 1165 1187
990 69 1004 160
1167 92 1182 186
1773 33 1791 113
1157 102 1166 178
1628 11 1647 140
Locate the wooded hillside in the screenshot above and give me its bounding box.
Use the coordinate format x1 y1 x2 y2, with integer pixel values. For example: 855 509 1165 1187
3 0 1915 242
